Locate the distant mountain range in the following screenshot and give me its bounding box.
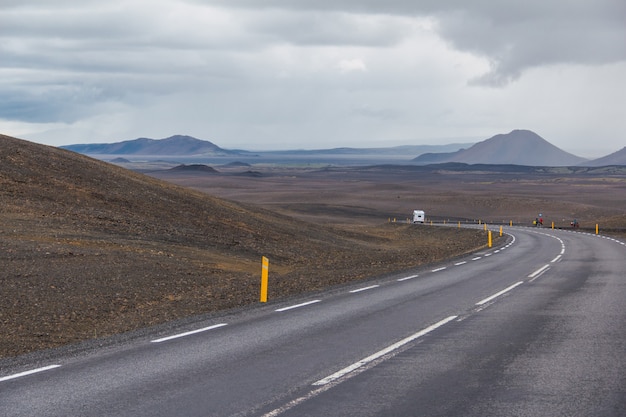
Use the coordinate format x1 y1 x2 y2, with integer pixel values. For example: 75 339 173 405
61 131 625 166
412 130 587 166
61 136 470 159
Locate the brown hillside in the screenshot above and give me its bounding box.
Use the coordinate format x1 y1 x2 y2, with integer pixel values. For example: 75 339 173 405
0 134 489 358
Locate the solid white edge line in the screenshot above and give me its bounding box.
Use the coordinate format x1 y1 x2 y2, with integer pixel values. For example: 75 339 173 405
0 365 61 383
476 281 524 306
551 255 562 263
151 323 228 343
349 285 380 293
313 315 458 386
275 300 322 312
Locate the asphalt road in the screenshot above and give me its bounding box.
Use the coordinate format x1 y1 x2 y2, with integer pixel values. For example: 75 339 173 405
1 226 625 416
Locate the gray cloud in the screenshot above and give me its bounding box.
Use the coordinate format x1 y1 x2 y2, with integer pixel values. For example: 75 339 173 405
1 0 625 157
437 2 626 85
200 0 626 84
252 13 404 47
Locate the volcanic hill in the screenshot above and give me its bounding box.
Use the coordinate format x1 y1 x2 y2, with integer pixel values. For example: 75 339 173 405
61 134 244 156
0 134 488 358
413 130 587 166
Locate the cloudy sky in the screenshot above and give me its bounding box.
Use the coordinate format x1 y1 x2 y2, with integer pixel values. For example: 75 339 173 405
1 1 625 157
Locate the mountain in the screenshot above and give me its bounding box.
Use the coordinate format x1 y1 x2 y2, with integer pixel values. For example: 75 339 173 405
581 147 626 166
412 130 587 166
61 135 245 156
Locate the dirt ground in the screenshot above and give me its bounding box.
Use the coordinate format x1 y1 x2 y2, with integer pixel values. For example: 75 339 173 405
1 218 488 359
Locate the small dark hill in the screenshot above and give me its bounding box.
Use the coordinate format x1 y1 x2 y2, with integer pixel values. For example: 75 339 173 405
61 135 243 156
413 130 586 166
581 147 626 166
169 164 219 173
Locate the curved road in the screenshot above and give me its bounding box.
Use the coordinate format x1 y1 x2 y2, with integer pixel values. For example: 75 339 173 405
1 226 625 416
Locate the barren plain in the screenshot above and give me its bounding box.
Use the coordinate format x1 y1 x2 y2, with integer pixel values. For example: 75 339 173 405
151 163 626 231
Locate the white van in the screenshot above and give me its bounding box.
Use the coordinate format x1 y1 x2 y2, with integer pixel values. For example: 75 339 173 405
413 210 425 223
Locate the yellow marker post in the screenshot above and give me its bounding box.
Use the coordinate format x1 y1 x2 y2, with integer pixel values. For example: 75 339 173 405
260 256 269 303
483 223 487 231
510 220 513 226
458 221 461 229
552 221 555 229
499 226 503 237
596 224 599 235
488 230 492 248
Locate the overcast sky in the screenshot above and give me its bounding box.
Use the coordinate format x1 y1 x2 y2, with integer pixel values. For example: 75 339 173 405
1 1 625 157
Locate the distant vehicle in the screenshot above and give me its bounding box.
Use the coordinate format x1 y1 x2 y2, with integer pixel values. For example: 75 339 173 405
570 219 579 228
413 210 425 224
